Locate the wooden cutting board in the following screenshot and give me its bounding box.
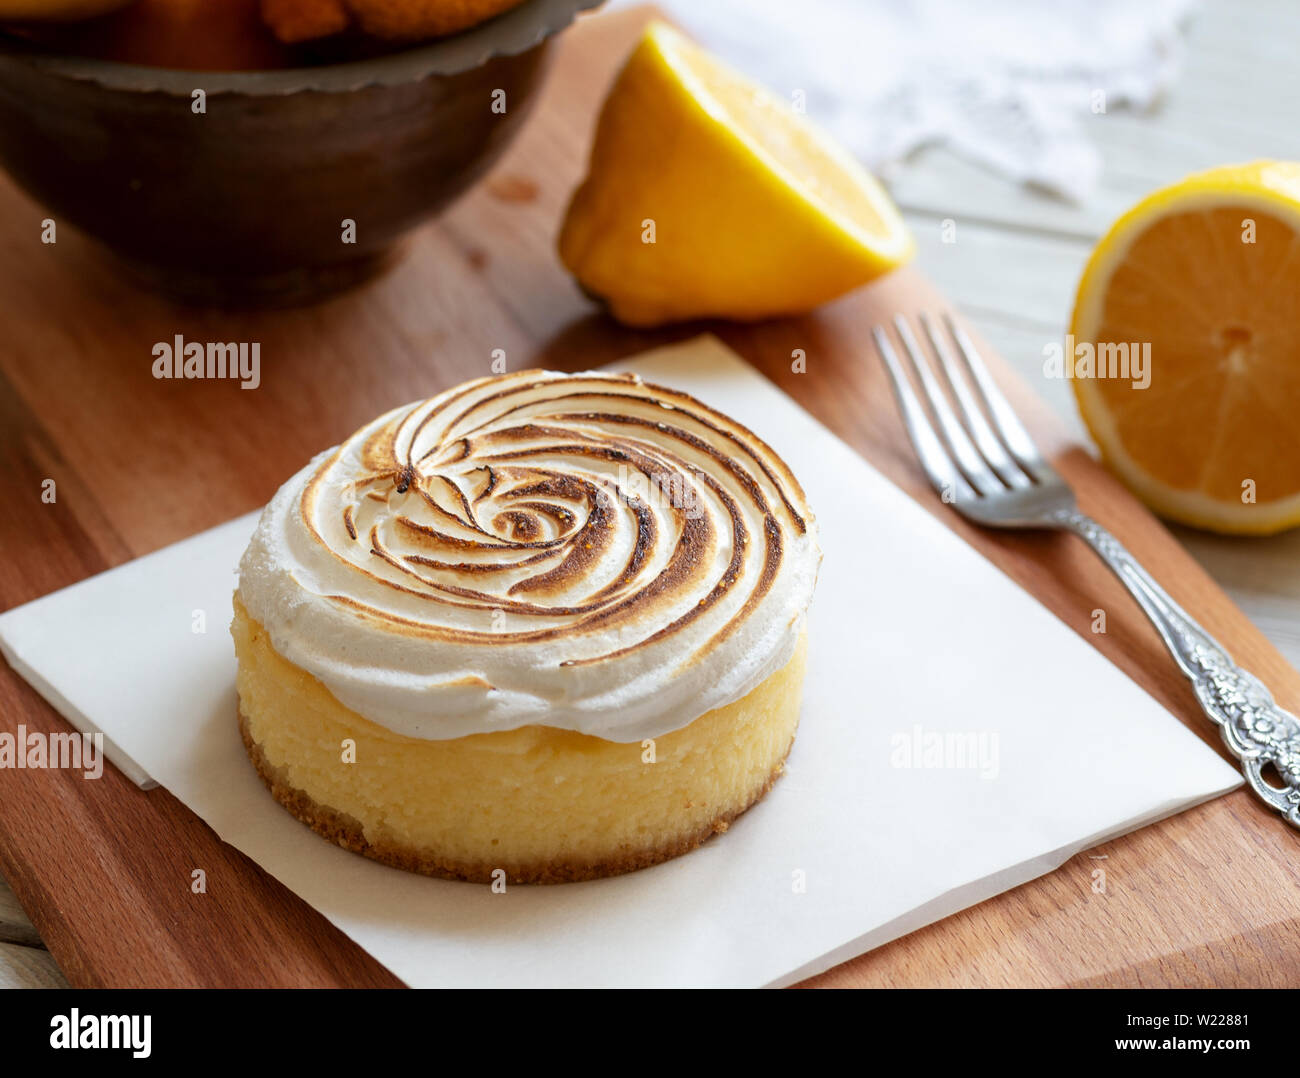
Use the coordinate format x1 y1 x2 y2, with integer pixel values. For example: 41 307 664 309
1 5 1297 989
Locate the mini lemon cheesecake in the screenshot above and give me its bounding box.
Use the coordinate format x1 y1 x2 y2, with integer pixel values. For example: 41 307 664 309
233 368 820 883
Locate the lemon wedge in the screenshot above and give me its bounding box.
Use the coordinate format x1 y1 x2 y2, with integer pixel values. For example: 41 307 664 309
558 21 913 328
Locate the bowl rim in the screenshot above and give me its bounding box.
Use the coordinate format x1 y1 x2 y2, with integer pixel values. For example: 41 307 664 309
0 0 602 94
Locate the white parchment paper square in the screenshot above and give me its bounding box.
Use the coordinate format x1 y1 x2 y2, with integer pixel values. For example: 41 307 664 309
0 336 1240 987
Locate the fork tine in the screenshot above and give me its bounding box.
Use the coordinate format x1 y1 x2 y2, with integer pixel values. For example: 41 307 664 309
943 313 1049 478
891 315 1003 497
920 313 1032 490
871 326 973 503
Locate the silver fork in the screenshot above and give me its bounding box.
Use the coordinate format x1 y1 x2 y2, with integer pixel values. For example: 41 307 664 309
873 312 1300 828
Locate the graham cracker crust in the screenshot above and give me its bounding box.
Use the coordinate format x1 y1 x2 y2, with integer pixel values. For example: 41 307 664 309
237 706 793 885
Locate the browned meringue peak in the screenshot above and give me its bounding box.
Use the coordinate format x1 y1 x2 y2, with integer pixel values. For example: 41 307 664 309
238 369 820 741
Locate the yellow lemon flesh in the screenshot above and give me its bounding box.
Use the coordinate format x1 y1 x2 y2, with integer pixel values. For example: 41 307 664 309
558 20 913 328
1071 162 1300 535
0 0 138 19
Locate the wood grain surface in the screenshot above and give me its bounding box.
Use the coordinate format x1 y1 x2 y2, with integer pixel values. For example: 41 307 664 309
0 5 1298 988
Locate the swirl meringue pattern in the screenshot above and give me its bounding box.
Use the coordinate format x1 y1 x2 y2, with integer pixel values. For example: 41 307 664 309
238 369 820 743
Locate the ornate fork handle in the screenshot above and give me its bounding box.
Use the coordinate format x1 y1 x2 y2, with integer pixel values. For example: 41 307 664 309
1052 508 1300 827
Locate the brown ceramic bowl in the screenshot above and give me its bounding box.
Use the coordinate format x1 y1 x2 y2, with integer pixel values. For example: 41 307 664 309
0 0 599 304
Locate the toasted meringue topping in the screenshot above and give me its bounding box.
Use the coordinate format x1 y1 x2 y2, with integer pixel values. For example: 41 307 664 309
237 369 820 741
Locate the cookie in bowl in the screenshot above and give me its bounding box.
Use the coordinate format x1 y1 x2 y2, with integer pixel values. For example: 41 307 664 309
232 369 820 883
0 0 598 304
261 0 531 43
0 0 134 18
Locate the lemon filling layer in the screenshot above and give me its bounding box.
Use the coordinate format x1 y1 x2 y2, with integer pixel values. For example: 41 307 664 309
233 598 808 881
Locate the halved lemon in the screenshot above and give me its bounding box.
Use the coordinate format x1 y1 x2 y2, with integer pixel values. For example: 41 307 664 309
1071 162 1300 535
558 21 913 328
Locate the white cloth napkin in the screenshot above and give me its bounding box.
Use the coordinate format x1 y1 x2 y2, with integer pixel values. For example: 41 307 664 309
0 336 1239 987
622 0 1194 202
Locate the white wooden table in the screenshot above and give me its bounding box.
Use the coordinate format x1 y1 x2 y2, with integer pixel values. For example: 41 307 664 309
3 0 1297 988
891 0 1300 674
